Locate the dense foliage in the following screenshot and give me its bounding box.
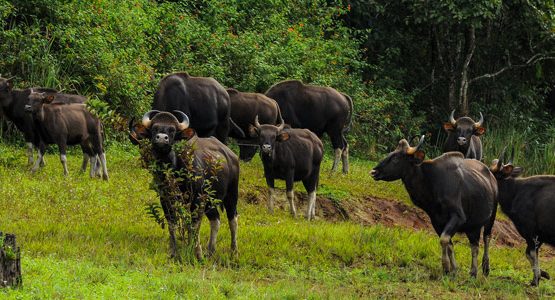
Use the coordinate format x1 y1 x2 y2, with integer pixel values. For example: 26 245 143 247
1 0 554 161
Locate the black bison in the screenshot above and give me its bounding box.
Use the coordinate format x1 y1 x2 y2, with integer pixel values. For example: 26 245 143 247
25 90 107 179
490 149 554 286
443 110 485 160
129 110 239 260
249 117 323 220
0 76 86 165
152 72 243 144
265 80 352 173
371 136 498 277
227 88 283 161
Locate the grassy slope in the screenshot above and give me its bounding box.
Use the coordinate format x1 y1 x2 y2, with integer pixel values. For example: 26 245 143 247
0 143 553 299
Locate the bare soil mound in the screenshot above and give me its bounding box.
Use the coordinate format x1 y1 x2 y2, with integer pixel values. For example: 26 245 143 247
244 187 554 253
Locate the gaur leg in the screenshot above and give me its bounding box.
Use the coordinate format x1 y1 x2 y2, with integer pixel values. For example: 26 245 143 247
214 120 230 145
265 177 276 214
160 196 180 261
26 142 34 165
98 153 109 180
302 167 320 220
205 207 220 257
58 140 69 176
91 134 109 180
482 201 497 276
189 202 203 260
328 128 346 173
285 172 297 218
447 240 458 273
224 180 239 253
526 239 542 286
439 213 464 275
80 144 93 173
341 138 349 174
31 143 46 173
466 230 481 277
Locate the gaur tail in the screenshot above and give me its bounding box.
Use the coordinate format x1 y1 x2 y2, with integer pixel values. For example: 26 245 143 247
341 92 353 133
275 101 285 125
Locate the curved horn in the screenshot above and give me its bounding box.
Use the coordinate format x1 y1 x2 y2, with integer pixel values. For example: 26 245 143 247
141 110 160 128
276 115 284 131
172 110 190 130
496 147 507 171
449 110 456 125
475 112 484 127
254 115 261 128
407 135 425 155
508 147 515 165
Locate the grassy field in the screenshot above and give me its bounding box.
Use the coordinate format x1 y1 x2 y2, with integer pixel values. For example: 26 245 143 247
0 142 553 299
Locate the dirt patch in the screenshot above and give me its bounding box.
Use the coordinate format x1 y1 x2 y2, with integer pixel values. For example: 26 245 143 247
245 187 554 254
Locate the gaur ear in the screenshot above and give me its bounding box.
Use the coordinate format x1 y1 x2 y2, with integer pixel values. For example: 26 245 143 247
474 126 486 136
502 165 514 176
511 166 524 177
45 95 55 103
277 131 290 142
177 128 195 140
129 123 150 144
413 150 425 164
248 125 259 138
443 122 455 132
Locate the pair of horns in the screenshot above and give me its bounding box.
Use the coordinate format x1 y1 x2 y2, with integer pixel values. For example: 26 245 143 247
449 110 484 127
141 110 190 131
254 115 284 131
494 147 515 171
406 135 425 155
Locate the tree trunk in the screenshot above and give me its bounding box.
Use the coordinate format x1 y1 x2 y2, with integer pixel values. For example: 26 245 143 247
459 25 476 115
0 232 22 288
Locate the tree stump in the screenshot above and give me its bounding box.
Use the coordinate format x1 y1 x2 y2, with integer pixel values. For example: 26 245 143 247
0 232 22 288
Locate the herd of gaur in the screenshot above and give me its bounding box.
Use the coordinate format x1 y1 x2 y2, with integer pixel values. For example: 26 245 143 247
0 72 554 286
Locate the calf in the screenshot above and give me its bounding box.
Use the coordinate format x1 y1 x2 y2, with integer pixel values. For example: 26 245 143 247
443 110 486 160
25 91 108 179
249 117 323 220
490 149 554 286
371 136 498 277
129 110 239 260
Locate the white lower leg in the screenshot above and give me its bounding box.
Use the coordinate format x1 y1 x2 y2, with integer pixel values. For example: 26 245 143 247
268 187 275 213
100 153 109 180
331 148 341 171
229 215 238 252
208 219 220 255
341 145 349 173
26 143 34 165
440 234 452 274
286 190 297 217
470 243 478 277
60 154 69 176
306 191 317 220
89 155 97 178
31 151 43 173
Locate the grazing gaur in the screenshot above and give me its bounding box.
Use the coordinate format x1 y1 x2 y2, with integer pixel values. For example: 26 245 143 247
152 72 244 144
0 76 86 164
25 90 108 179
129 110 239 260
443 110 486 160
265 80 353 173
227 88 283 161
249 116 323 220
371 136 498 277
490 149 554 286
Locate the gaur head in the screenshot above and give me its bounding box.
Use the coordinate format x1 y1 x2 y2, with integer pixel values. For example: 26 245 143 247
490 147 523 180
371 135 426 181
129 110 192 155
443 110 485 147
0 76 14 105
25 89 55 114
248 115 288 158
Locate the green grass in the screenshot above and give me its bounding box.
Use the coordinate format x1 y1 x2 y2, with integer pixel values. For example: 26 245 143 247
0 143 553 299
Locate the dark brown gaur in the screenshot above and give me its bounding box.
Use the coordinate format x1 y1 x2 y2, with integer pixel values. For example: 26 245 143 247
130 110 239 260
490 148 554 286
443 110 485 160
371 136 498 277
249 115 323 220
